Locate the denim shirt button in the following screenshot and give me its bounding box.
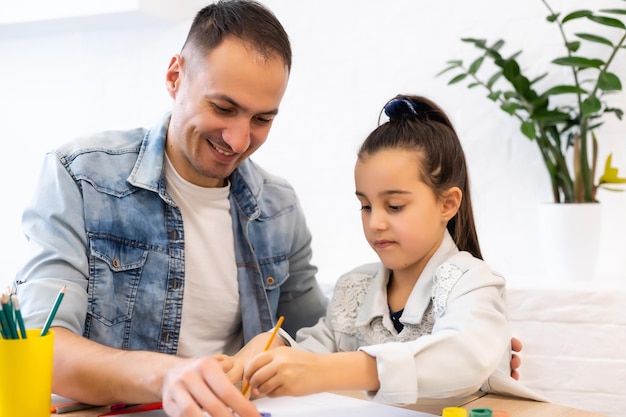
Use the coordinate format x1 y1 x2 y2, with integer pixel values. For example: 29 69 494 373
266 276 275 285
112 258 119 268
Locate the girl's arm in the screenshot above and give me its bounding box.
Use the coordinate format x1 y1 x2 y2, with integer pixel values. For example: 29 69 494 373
244 348 379 397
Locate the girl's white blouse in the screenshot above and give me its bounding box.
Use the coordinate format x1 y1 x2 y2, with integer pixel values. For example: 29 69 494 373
284 231 546 405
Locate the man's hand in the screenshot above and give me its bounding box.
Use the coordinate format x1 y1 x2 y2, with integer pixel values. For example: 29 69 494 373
510 337 522 380
161 357 261 417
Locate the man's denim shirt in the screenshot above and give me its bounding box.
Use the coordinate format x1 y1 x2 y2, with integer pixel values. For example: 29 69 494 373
16 113 327 354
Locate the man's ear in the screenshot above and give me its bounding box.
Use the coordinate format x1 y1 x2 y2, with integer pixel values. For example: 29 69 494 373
165 54 183 99
441 186 462 222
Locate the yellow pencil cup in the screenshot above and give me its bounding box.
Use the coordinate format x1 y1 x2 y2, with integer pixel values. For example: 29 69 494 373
0 329 54 417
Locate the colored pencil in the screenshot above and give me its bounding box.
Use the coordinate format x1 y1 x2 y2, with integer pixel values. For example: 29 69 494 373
11 295 27 339
0 304 9 339
1 293 18 339
51 402 99 414
41 286 66 336
97 402 163 416
240 315 285 396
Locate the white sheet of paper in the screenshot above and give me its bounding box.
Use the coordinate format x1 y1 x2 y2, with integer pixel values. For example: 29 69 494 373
252 392 437 417
96 392 438 417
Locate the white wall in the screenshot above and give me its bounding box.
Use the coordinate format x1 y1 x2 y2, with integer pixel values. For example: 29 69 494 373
1 0 625 415
4 0 624 290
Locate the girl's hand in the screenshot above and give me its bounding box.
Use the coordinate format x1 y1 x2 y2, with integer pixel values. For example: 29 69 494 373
244 347 325 398
227 332 287 389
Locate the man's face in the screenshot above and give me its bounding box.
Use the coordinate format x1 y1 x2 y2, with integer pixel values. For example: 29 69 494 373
165 37 289 187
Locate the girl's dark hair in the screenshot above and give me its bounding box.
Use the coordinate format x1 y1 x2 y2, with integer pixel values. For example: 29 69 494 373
182 0 291 71
358 94 482 259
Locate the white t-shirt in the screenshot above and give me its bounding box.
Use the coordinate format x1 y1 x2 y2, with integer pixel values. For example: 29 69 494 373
164 155 242 357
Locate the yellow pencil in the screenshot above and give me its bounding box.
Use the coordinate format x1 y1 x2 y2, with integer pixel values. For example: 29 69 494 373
241 315 285 396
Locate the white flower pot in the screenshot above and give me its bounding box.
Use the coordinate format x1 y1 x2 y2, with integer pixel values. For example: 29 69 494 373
536 203 602 282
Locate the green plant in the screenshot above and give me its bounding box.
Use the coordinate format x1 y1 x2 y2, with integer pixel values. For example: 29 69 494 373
438 0 626 203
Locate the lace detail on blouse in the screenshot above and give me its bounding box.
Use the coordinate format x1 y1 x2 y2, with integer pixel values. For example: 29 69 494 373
326 274 425 348
325 262 464 351
328 273 372 336
431 262 464 319
328 274 401 346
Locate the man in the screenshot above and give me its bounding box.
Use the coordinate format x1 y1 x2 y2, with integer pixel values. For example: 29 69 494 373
16 1 326 416
15 1 521 416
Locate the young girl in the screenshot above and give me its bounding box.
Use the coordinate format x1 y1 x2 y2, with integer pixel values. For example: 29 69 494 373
233 94 543 405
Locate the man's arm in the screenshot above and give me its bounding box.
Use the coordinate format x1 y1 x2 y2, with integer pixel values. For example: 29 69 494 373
52 327 173 404
52 327 260 417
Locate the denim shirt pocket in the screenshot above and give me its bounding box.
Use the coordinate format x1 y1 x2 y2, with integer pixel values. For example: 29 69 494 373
88 237 148 326
258 256 289 290
255 256 288 316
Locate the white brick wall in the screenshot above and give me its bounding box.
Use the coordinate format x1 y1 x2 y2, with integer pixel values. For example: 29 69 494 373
508 282 626 417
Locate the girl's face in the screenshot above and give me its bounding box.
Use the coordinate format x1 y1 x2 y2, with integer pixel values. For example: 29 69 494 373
354 149 450 279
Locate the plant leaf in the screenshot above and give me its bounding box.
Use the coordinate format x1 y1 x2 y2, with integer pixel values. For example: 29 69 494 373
487 91 502 101
448 73 468 84
469 56 485 74
530 73 548 85
566 41 581 52
486 71 503 88
582 95 602 115
546 13 559 23
575 33 614 47
552 56 604 69
598 72 623 91
529 96 549 110
587 15 626 29
508 50 523 61
490 39 505 51
501 59 537 100
445 60 463 66
599 9 626 16
436 64 462 77
562 10 593 23
542 85 587 95
604 107 624 120
461 38 487 48
521 121 536 139
532 109 571 123
501 102 521 115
